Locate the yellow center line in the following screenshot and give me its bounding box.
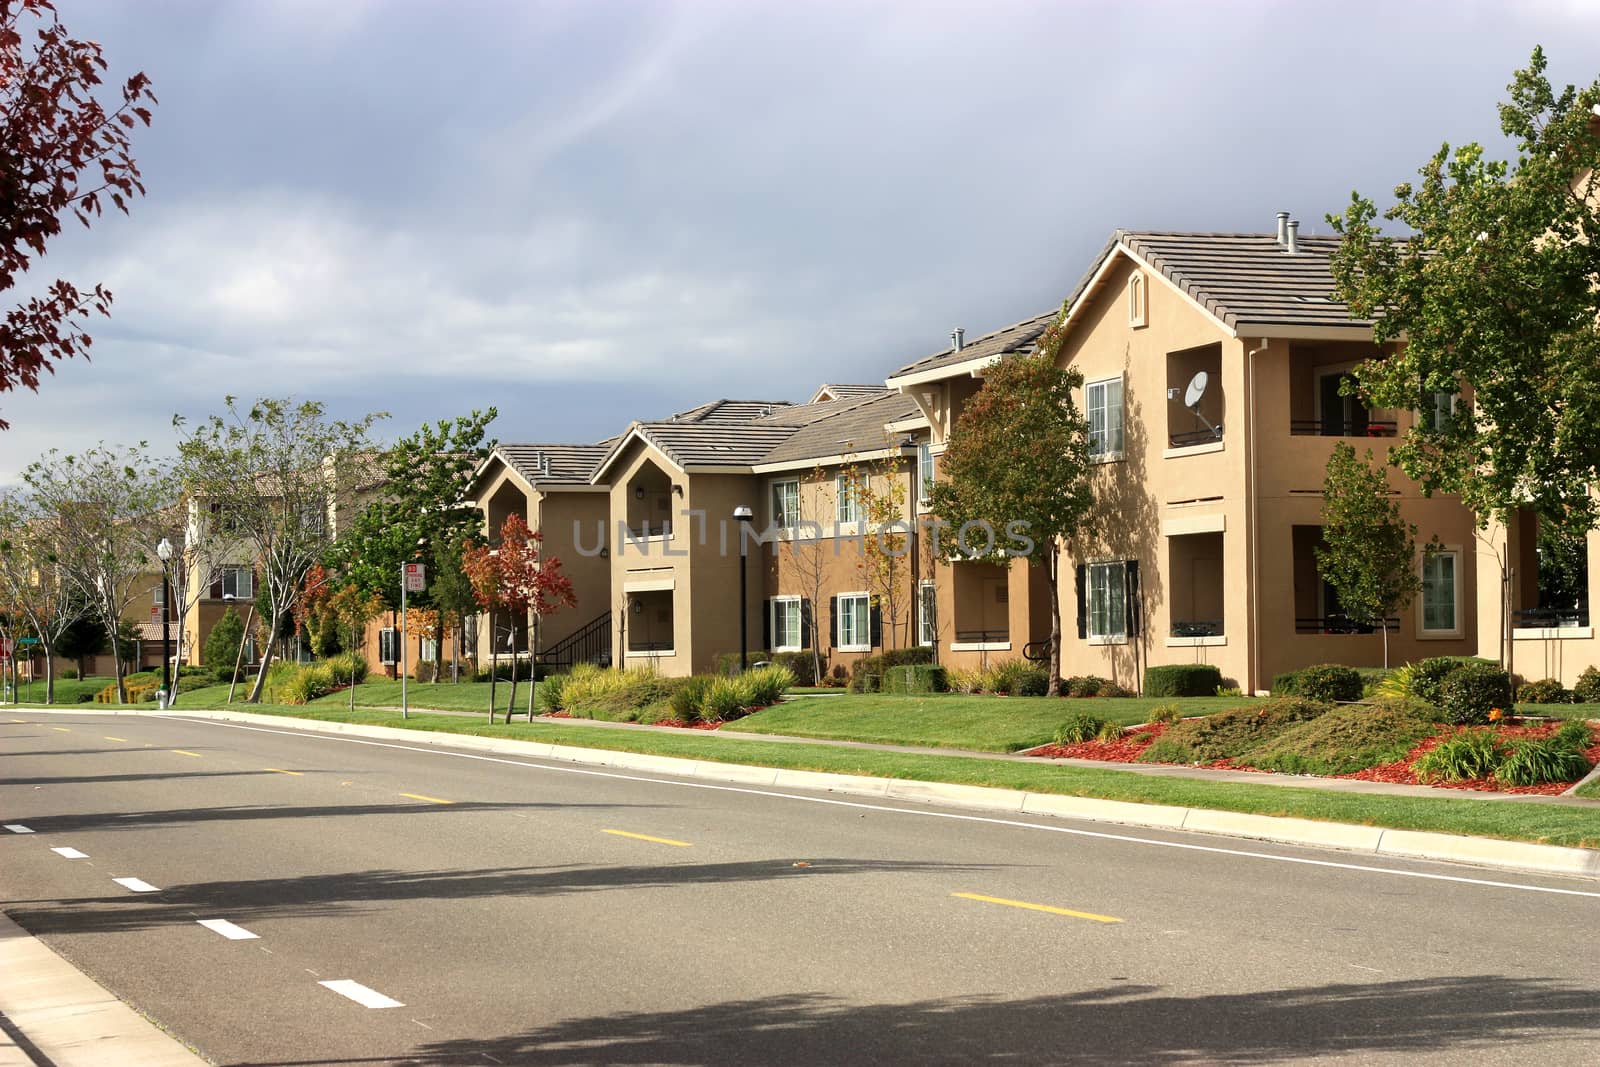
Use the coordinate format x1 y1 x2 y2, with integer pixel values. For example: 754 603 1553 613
399 792 454 805
52 727 71 733
171 749 203 758
952 892 1123 924
10 718 26 723
104 736 129 742
602 829 693 847
265 768 304 776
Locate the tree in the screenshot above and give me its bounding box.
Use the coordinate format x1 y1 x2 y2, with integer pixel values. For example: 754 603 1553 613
175 397 385 703
203 605 244 682
1317 443 1425 667
462 514 575 723
1328 48 1600 536
847 452 914 651
0 0 155 428
427 533 478 682
0 492 81 701
928 347 1094 696
780 466 832 684
328 581 384 709
22 443 166 701
53 614 102 678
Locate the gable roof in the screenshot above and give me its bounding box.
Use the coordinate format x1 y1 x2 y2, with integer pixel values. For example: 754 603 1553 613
757 391 921 467
886 311 1058 383
808 383 891 404
491 443 611 489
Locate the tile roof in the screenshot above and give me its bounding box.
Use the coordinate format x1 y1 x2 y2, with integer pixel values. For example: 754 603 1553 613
887 311 1058 381
1069 230 1370 332
663 399 794 424
758 391 922 466
493 443 611 488
809 383 891 404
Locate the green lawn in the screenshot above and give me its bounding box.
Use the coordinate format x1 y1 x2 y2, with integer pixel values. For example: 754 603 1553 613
722 693 1248 752
1575 776 1600 799
159 704 1600 849
5 674 112 704
307 677 529 715
1516 702 1600 721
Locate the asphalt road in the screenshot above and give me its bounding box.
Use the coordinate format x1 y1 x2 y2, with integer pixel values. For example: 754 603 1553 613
2 711 1599 1067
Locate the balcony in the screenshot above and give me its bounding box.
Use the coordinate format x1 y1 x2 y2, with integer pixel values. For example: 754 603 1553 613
1170 620 1223 638
1167 531 1224 644
1290 417 1397 438
1294 614 1398 635
1166 343 1224 451
950 561 1010 650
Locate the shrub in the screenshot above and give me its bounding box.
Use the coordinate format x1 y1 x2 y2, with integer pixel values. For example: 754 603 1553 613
537 672 567 713
1215 685 1244 698
988 660 1048 696
1438 662 1513 726
259 660 302 703
557 664 683 719
280 664 337 705
1293 664 1363 703
1271 671 1302 696
59 666 78 680
324 652 369 686
1554 719 1594 749
1099 682 1134 698
203 607 247 682
1407 656 1497 707
1137 697 1331 765
414 661 437 683
1494 737 1593 786
1375 663 1415 701
1246 698 1438 776
1144 664 1222 698
767 651 817 686
1065 675 1107 698
1055 712 1106 744
1414 729 1508 782
822 665 849 688
1517 678 1572 705
1356 667 1394 697
1573 666 1600 704
946 668 985 694
847 647 934 692
882 664 949 694
700 677 744 722
668 676 711 724
1147 703 1182 726
737 664 796 709
1095 720 1124 743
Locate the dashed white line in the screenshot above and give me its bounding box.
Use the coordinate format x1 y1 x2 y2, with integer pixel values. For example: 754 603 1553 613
50 846 88 859
3 824 33 834
112 877 159 893
319 979 404 1009
196 919 259 941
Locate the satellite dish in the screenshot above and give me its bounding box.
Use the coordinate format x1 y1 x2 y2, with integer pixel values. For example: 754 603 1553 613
1184 371 1208 408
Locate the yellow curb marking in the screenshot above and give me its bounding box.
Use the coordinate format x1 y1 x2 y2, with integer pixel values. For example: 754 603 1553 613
265 768 304 776
602 829 692 847
399 792 453 805
171 750 203 758
952 892 1122 924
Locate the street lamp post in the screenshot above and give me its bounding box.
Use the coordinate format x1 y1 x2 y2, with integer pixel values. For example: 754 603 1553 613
733 505 754 672
156 537 173 709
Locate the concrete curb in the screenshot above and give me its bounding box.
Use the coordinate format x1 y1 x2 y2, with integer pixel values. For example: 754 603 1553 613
0 911 208 1066
16 706 1600 881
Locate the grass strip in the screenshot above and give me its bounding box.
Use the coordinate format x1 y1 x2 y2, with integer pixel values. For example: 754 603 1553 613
180 703 1600 849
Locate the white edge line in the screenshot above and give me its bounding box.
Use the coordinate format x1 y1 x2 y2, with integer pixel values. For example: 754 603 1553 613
319 979 404 1009
151 713 1600 901
197 919 259 941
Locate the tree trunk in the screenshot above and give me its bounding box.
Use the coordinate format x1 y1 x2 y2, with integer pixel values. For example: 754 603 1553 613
109 618 127 704
488 609 498 722
1381 621 1390 669
1045 553 1063 697
43 651 55 705
506 619 520 722
526 611 538 722
247 611 283 703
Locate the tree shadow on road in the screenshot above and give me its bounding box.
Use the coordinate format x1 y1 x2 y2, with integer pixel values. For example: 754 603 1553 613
3 770 291 787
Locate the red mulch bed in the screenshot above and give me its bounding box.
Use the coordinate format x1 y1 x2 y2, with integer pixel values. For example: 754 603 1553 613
648 719 723 730
539 711 573 719
1028 723 1167 762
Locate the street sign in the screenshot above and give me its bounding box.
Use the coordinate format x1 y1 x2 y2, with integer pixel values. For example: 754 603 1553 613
151 605 161 621
17 637 38 646
404 563 427 593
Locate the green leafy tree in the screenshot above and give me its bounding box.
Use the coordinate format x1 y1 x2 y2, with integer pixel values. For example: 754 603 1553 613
1317 443 1425 667
0 489 82 702
1328 48 1600 537
927 346 1094 695
54 615 103 679
204 606 245 683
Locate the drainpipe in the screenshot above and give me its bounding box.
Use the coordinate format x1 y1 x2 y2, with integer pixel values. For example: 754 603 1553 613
1246 338 1270 695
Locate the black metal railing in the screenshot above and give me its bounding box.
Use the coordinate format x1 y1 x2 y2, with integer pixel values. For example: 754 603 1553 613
954 629 1009 644
1514 607 1590 629
1295 615 1398 634
1168 426 1223 449
538 611 613 671
1289 419 1397 438
1022 641 1049 663
625 640 674 653
1170 620 1224 638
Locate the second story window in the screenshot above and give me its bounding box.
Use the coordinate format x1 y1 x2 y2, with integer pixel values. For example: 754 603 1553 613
1087 376 1125 459
221 566 253 600
837 474 860 525
771 479 799 530
917 442 935 503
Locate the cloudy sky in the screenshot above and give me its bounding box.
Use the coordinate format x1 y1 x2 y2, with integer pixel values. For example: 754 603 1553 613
4 0 1600 481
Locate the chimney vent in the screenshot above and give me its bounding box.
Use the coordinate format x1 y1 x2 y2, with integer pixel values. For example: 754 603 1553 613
951 327 965 351
1285 220 1299 255
1276 211 1290 245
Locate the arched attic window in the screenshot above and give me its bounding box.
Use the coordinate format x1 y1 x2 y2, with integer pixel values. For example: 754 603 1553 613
1128 270 1148 329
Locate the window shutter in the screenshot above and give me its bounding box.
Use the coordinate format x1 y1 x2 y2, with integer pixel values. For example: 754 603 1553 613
829 596 839 649
209 577 223 600
1124 560 1141 637
869 602 882 648
762 599 772 651
800 599 813 650
1075 565 1088 639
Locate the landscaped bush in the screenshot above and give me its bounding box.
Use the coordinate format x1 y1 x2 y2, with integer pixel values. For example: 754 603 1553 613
324 652 369 686
882 664 948 694
1414 729 1509 783
1271 671 1303 696
1095 720 1124 743
736 664 796 709
847 647 935 692
1555 719 1594 749
1144 664 1222 698
414 661 437 683
1573 666 1600 704
1494 736 1593 786
559 664 684 720
1099 682 1135 698
700 677 744 722
1055 712 1107 744
203 606 247 683
538 671 567 713
1137 697 1331 765
1439 662 1513 726
822 665 849 688
59 666 78 680
1356 667 1394 697
668 676 711 724
1064 675 1108 698
74 691 95 703
1293 664 1363 703
1404 656 1497 706
1147 703 1182 726
1517 678 1572 705
1246 699 1437 776
946 668 985 694
280 664 337 705
767 651 817 686
989 660 1048 696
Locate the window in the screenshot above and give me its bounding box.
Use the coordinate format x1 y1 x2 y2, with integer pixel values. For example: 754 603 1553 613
1429 391 1457 432
837 474 860 525
462 614 478 658
1087 377 1125 459
421 638 438 663
1088 561 1128 642
771 479 800 530
917 442 935 503
1128 271 1147 328
918 581 937 646
1421 550 1459 633
770 596 802 652
836 592 871 650
379 627 398 665
152 582 165 606
221 566 253 600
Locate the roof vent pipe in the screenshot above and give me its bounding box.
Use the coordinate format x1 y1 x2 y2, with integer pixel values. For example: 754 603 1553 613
951 327 965 351
1285 219 1299 255
1276 211 1290 245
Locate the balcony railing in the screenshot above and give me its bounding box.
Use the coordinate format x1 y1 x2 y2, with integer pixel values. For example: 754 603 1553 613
1168 426 1223 449
954 628 1010 644
1514 607 1590 629
1170 620 1224 638
625 640 674 653
1295 614 1398 635
623 521 672 540
1289 419 1397 438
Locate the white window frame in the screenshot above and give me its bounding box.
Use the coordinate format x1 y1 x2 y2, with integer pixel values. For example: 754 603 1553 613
836 591 871 652
836 474 861 525
420 637 438 663
379 627 398 666
1418 547 1462 638
1088 560 1128 644
221 566 253 601
917 580 937 647
771 479 800 531
1128 271 1147 328
1086 376 1125 461
770 595 802 653
916 442 935 504
1429 390 1458 432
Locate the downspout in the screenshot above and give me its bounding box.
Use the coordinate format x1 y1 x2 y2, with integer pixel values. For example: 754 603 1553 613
1246 338 1270 695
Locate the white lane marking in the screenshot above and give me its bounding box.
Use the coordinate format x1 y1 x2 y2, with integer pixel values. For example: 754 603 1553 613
319 979 403 1009
50 846 88 859
196 919 259 941
3 825 33 834
154 714 1600 901
112 877 159 893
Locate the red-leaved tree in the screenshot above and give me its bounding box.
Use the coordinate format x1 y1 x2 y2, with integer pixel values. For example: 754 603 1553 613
0 0 156 428
462 514 575 723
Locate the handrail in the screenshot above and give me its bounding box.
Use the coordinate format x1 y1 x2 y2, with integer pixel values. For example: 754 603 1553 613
1289 419 1397 438
1513 607 1590 628
1170 620 1223 638
538 611 613 669
1294 615 1397 634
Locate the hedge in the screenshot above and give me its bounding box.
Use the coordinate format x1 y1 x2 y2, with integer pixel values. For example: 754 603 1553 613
1144 664 1222 697
882 664 949 694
